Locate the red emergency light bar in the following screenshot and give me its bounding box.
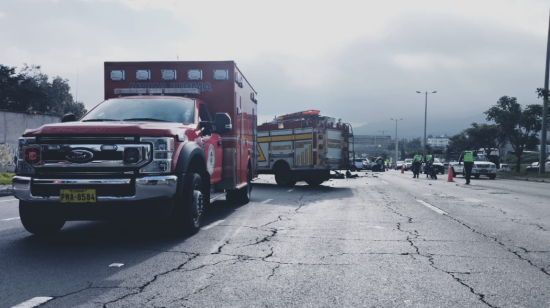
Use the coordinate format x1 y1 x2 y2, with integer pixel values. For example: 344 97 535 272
278 110 320 121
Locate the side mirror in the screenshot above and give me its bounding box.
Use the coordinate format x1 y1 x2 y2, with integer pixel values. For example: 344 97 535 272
199 121 213 135
61 113 76 123
213 113 232 134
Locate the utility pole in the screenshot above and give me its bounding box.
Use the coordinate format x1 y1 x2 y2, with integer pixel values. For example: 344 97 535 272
391 118 403 168
416 91 437 157
540 11 550 174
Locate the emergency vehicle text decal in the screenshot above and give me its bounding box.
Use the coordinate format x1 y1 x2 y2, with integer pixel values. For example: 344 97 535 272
128 82 213 92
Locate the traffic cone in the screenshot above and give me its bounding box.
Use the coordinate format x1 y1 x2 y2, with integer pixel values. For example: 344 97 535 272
447 163 454 182
401 164 404 174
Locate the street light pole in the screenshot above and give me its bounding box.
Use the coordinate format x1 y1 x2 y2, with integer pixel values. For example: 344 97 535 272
416 91 437 157
391 118 403 168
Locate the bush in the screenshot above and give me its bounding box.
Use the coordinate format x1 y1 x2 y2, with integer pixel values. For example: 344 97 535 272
0 173 13 185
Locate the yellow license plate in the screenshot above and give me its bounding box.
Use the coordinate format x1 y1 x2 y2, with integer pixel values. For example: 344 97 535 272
60 189 97 203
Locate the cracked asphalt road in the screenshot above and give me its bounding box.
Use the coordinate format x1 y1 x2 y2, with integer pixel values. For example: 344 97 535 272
1 172 549 307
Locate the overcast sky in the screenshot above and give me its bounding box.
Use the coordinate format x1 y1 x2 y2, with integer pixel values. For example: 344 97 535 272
1 0 549 137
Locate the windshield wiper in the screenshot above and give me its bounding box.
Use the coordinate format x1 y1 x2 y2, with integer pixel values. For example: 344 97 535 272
82 119 120 122
122 118 168 122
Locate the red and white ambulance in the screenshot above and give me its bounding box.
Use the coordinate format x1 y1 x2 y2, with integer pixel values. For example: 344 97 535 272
13 61 257 236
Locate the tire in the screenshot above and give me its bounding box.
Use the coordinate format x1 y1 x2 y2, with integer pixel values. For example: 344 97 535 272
489 175 496 180
274 163 296 187
226 165 251 205
170 173 204 235
305 179 324 186
350 165 357 172
474 175 480 179
19 201 65 236
452 168 456 178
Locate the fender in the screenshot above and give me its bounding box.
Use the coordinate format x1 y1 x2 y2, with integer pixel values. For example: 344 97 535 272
175 142 206 174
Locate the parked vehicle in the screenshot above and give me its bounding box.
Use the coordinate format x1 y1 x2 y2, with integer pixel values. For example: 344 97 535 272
403 158 413 171
13 60 257 236
526 162 539 172
395 160 404 170
450 152 497 179
257 110 354 186
498 164 511 172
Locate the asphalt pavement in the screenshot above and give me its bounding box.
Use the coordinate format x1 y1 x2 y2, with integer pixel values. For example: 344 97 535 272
0 171 549 308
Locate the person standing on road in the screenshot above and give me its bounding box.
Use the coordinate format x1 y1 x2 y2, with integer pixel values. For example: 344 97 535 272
460 146 475 185
424 153 432 178
386 158 390 170
412 153 422 178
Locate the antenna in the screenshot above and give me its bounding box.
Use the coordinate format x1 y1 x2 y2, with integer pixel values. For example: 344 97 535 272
75 67 79 102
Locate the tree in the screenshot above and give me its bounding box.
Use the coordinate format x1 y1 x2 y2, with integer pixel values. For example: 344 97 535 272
0 63 87 117
446 131 470 160
485 96 542 172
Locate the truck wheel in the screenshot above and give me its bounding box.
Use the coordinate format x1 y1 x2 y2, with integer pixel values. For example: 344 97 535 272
305 179 324 186
474 175 480 179
489 175 496 179
19 201 65 236
274 163 296 187
226 165 251 205
452 168 456 178
171 173 204 235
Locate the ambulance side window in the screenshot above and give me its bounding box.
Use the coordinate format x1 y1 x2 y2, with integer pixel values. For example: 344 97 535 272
199 104 213 122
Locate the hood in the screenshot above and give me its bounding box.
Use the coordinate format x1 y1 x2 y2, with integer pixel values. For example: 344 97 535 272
23 121 197 137
473 161 495 166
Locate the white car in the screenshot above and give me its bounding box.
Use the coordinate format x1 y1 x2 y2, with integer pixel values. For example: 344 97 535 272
351 158 364 171
450 154 497 179
498 164 511 172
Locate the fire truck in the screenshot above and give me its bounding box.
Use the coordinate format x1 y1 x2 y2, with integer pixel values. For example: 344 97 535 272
257 110 354 186
13 61 257 236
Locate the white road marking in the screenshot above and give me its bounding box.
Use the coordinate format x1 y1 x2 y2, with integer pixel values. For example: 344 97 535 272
287 189 294 192
260 199 273 204
0 198 17 203
381 180 389 184
202 219 225 230
422 193 433 196
109 263 124 268
417 200 447 215
1 217 20 221
11 297 53 308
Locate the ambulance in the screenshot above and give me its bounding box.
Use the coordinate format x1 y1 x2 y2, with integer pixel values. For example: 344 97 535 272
13 61 257 236
257 110 354 186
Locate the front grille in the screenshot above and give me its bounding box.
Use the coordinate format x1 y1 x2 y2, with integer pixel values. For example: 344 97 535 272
31 181 135 197
477 164 490 168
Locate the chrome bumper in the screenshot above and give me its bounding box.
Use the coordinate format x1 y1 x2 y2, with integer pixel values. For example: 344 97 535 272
13 175 178 203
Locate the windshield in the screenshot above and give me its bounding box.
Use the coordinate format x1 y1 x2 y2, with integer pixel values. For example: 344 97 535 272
434 158 441 163
404 159 412 163
81 98 195 123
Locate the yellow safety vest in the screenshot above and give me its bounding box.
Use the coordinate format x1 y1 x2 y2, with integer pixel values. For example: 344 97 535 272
464 151 473 162
426 154 432 161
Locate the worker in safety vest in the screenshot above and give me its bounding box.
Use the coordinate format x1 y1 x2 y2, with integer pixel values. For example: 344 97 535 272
424 153 433 178
412 153 422 178
385 159 390 169
459 146 476 185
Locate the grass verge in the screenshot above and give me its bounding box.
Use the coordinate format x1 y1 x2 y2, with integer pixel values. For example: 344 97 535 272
497 164 550 182
0 173 14 185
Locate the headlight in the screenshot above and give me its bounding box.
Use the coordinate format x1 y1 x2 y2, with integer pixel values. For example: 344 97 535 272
17 137 37 175
140 137 175 173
